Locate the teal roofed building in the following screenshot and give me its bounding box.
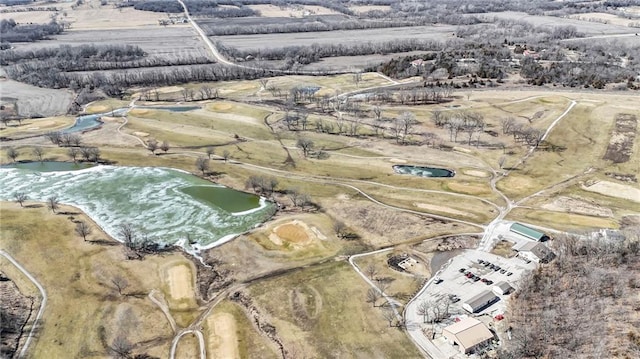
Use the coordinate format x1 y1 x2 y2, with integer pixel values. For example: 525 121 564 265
509 223 550 242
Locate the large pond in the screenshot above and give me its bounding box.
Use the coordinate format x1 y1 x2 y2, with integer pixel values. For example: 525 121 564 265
0 164 274 251
393 165 455 178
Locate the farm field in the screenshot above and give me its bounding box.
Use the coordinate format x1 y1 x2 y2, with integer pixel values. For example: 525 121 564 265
0 79 73 117
478 11 639 35
209 24 458 51
8 27 212 61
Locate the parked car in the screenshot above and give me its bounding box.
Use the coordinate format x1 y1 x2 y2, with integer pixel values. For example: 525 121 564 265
500 269 507 274
434 276 443 284
473 276 481 282
478 259 484 264
485 280 493 285
506 272 513 276
459 268 466 273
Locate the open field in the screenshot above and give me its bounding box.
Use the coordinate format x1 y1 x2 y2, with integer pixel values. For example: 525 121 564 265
9 27 212 61
479 11 639 35
0 79 73 117
0 203 189 358
248 260 423 358
212 24 458 51
247 4 340 17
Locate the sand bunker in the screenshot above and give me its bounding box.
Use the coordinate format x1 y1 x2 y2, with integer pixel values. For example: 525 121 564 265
463 169 490 178
206 313 240 359
268 220 323 247
541 196 614 217
582 181 640 203
165 264 194 304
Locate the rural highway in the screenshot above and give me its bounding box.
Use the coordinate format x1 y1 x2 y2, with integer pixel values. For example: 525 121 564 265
0 250 47 359
177 0 351 76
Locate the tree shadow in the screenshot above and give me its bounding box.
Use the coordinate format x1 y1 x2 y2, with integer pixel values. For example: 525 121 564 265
89 239 119 246
24 204 43 208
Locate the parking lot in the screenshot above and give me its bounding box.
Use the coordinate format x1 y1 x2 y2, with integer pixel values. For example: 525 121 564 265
405 248 537 358
428 250 536 316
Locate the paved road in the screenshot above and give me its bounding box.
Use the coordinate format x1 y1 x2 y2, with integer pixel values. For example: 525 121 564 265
0 250 47 359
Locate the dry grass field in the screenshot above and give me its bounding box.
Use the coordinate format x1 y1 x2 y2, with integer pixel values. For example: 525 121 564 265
0 203 188 358
0 79 74 117
248 261 423 358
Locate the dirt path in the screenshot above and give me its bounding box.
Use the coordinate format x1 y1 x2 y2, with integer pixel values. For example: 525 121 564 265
148 290 178 333
0 250 47 358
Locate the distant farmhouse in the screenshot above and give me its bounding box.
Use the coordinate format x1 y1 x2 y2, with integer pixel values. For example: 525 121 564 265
509 222 550 242
513 241 555 264
443 317 494 354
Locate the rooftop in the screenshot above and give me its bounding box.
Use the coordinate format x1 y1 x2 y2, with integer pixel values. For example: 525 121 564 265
443 317 494 351
510 222 547 241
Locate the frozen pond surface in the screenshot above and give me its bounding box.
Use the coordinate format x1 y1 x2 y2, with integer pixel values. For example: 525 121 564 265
0 164 273 250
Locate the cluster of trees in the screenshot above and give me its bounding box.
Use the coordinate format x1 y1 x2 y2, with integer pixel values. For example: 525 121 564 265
130 0 258 17
432 110 485 146
501 233 640 358
0 19 63 44
219 39 442 68
500 117 545 147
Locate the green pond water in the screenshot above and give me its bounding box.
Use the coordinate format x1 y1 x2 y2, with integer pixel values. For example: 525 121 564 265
0 164 273 250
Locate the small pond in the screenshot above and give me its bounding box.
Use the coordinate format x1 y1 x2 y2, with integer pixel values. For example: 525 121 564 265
393 165 455 178
62 114 103 134
2 161 94 172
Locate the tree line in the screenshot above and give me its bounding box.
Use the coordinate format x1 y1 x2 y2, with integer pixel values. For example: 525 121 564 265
127 0 259 18
218 39 443 68
0 19 63 44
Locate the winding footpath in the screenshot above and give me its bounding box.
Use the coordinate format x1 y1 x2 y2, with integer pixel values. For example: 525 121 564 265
0 250 47 359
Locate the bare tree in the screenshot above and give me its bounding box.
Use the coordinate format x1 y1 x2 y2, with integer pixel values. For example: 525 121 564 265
366 288 380 307
32 147 45 162
501 117 516 134
13 192 28 207
147 139 158 155
67 147 80 162
417 300 430 323
6 147 18 162
195 156 209 175
205 146 215 159
75 220 91 241
287 188 310 208
296 138 314 157
160 140 170 154
222 150 230 163
498 156 506 169
47 195 59 213
110 334 133 359
258 78 269 90
365 263 378 280
373 105 382 121
381 307 396 327
118 223 135 249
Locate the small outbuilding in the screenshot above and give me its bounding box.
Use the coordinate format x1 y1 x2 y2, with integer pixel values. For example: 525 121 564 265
462 291 499 314
510 222 550 242
443 317 494 354
492 282 514 296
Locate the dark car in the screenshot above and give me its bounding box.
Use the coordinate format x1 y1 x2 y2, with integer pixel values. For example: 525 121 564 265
451 297 461 303
478 259 484 264
494 266 501 271
459 268 466 273
473 276 481 282
507 272 513 276
500 269 507 274
485 280 493 285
